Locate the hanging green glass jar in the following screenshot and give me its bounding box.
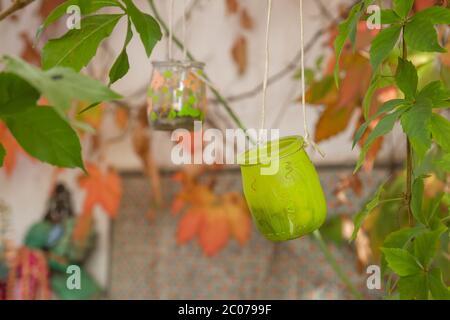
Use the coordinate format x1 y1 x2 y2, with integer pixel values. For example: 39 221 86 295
238 136 327 241
147 61 207 131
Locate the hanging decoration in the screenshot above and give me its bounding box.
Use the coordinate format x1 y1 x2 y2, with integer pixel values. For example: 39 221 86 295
6 184 101 300
147 0 207 131
238 0 327 242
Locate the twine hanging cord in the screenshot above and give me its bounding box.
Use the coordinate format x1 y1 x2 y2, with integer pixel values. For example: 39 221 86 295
298 0 324 157
168 0 174 60
259 0 324 157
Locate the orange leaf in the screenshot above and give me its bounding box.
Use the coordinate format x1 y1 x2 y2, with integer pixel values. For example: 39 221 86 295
240 9 254 30
198 208 230 256
115 107 129 130
177 208 205 244
78 164 122 218
231 36 248 75
225 0 239 14
72 210 93 243
222 193 251 245
314 105 354 142
0 123 25 176
357 115 384 172
227 204 251 246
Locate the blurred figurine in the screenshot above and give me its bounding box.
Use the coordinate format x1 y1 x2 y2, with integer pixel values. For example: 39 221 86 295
7 184 101 300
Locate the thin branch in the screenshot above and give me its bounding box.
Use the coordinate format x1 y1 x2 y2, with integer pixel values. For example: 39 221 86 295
0 0 35 21
210 0 359 104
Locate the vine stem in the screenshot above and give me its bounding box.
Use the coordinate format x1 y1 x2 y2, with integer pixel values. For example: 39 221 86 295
402 27 413 225
148 0 362 298
312 230 363 299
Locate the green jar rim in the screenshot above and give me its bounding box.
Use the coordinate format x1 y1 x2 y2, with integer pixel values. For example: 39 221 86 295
238 135 305 167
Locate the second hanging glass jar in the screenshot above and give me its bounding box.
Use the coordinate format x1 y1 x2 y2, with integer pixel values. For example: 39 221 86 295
147 61 207 131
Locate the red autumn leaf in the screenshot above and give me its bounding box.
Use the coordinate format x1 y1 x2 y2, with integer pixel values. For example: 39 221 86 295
198 208 230 256
414 0 439 11
177 207 205 244
38 0 65 18
20 32 41 66
78 164 122 218
171 195 186 215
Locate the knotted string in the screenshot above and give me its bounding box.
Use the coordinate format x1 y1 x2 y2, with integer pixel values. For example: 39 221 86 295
299 0 324 157
182 0 187 60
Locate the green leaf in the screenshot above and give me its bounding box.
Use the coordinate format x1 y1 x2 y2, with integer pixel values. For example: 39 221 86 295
428 269 450 300
42 14 124 71
400 98 432 159
355 108 406 172
0 73 39 116
393 0 414 18
412 177 425 225
353 98 405 148
395 58 418 99
429 113 450 152
123 0 162 57
333 2 363 86
0 143 5 167
380 9 402 24
383 227 425 249
362 73 396 120
398 273 428 300
413 6 450 24
418 81 450 107
3 107 84 169
414 230 444 267
404 17 446 53
109 19 133 84
350 182 385 241
36 0 122 40
2 56 121 112
381 247 422 276
370 25 402 73
436 153 450 172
